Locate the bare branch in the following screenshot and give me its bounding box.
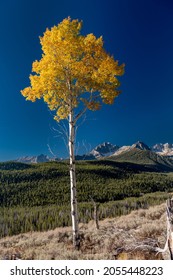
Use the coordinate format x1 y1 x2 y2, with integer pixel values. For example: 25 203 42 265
82 140 90 155
75 141 80 156
74 105 88 123
75 113 87 142
47 143 57 158
74 89 95 123
49 121 69 155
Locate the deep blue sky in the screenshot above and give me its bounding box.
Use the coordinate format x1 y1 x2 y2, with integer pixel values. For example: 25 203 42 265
0 0 173 161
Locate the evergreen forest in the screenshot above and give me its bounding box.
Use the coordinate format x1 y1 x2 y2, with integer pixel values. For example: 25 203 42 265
0 160 173 238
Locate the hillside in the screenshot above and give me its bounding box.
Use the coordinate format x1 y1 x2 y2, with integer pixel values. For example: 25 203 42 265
1 160 173 208
0 160 173 238
109 148 173 171
0 202 170 260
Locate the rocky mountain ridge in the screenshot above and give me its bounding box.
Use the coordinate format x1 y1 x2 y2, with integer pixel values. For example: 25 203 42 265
14 141 173 163
90 141 173 158
15 154 59 164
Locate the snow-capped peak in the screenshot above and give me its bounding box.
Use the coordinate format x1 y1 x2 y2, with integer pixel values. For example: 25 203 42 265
112 141 150 157
131 141 150 151
16 154 58 163
151 143 173 157
112 145 132 156
90 142 119 158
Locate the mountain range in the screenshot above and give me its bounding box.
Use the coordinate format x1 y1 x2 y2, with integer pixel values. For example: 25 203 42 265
15 154 58 164
14 141 173 165
89 141 173 171
87 141 173 158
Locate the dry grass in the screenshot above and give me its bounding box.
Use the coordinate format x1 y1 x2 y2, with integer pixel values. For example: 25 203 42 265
0 203 168 260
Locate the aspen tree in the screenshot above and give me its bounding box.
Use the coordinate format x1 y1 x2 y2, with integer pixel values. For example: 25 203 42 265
21 17 124 248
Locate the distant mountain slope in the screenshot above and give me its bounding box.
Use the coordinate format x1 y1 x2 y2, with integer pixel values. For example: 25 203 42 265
16 154 58 163
89 142 119 158
5 141 173 163
152 143 173 157
109 148 173 171
111 145 132 156
132 141 150 150
111 141 150 157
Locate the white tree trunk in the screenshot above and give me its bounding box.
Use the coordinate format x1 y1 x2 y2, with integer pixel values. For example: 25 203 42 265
69 110 79 249
153 198 173 259
166 198 173 259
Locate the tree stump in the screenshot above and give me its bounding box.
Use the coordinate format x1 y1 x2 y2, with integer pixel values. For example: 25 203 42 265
90 198 100 230
93 202 100 230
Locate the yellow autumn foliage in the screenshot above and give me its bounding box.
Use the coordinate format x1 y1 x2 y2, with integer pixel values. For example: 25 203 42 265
21 17 124 121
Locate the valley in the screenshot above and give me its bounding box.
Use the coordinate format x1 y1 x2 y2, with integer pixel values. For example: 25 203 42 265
0 158 173 239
